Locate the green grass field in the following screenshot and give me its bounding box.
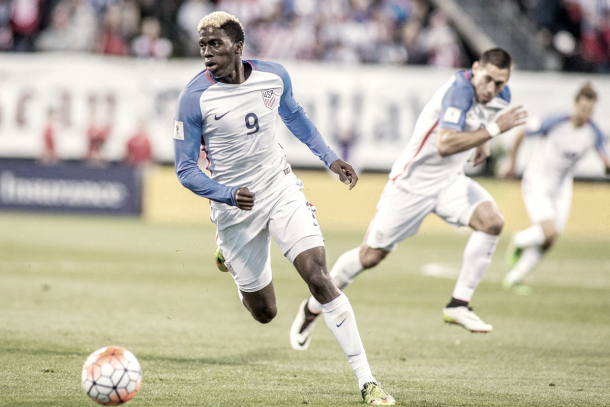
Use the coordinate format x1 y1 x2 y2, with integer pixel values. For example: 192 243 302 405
1 212 610 406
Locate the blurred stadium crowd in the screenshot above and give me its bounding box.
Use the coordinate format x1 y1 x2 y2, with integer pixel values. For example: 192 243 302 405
518 0 610 73
1 0 608 72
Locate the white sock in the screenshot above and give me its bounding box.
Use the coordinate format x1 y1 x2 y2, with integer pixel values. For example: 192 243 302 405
505 246 544 284
514 224 545 248
322 294 375 390
452 231 499 302
308 248 364 314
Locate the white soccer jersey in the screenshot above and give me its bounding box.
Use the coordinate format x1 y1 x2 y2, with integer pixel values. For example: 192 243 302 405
388 69 510 196
522 115 607 195
174 60 338 210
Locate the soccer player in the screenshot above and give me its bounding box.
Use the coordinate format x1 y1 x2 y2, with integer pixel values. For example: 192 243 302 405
290 48 527 347
502 84 610 291
173 11 395 405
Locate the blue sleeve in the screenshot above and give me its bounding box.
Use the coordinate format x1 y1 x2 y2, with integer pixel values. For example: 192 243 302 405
590 121 609 158
527 115 568 137
173 87 237 206
498 86 511 103
438 73 475 132
262 62 339 167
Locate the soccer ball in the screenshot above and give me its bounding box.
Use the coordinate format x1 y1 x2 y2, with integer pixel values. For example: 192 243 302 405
81 346 142 405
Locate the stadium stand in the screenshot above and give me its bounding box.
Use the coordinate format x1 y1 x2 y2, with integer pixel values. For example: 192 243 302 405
1 0 606 72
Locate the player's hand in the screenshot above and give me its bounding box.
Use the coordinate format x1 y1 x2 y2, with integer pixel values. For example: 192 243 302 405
500 163 517 179
472 142 490 166
496 105 528 132
330 159 358 190
234 187 255 210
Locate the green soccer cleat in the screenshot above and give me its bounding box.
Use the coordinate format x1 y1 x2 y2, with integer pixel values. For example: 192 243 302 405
361 382 396 405
214 247 228 272
505 238 523 267
502 278 532 296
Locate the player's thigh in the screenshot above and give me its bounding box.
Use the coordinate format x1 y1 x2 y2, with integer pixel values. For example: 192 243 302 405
240 280 277 316
365 182 435 251
268 184 324 260
553 179 573 233
434 176 494 227
522 178 556 225
212 206 273 293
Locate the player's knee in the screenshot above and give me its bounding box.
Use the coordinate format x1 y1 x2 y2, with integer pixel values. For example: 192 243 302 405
542 232 558 250
360 247 387 269
252 305 277 324
481 213 504 235
307 271 335 298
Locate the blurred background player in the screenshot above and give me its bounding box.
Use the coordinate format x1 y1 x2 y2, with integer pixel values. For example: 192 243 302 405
502 83 610 292
41 107 58 164
290 48 527 346
173 11 395 405
125 120 152 167
85 93 114 165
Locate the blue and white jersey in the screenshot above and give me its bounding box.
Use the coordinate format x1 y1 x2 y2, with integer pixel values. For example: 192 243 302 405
173 60 339 210
523 115 608 193
388 69 510 195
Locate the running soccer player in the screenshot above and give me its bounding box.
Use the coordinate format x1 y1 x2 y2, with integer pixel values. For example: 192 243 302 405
173 11 395 405
290 48 527 347
502 83 610 291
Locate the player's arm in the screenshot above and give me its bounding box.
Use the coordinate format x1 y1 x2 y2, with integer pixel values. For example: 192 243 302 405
591 122 610 175
501 125 526 178
600 153 610 175
435 77 526 156
277 65 358 189
173 89 238 207
437 106 527 157
502 115 568 178
471 141 491 167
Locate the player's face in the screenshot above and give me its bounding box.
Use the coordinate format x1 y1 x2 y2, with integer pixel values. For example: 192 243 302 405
573 97 595 124
471 62 510 104
199 27 242 80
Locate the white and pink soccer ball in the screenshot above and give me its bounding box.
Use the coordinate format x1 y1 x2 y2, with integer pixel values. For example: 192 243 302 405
81 346 142 405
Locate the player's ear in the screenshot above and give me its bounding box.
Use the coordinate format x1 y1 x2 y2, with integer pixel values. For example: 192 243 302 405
234 41 244 56
472 61 480 74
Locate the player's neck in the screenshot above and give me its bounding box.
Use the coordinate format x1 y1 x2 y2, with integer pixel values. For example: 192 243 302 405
571 116 586 128
216 60 250 85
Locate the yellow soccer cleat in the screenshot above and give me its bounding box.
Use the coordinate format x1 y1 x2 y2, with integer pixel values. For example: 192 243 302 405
361 382 396 405
215 247 228 272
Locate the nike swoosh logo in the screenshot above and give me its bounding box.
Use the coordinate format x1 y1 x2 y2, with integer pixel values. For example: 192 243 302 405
336 317 347 328
298 339 308 346
214 111 230 120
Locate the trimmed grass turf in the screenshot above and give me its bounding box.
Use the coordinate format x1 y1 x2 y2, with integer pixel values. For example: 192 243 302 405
1 213 609 406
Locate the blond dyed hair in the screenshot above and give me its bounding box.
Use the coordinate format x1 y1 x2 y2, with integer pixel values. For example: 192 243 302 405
197 12 245 43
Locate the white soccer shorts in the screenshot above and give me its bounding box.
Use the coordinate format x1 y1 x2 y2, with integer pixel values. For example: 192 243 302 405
365 176 494 251
212 174 323 292
522 175 573 233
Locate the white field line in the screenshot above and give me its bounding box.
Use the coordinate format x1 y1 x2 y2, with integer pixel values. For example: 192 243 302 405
422 260 610 289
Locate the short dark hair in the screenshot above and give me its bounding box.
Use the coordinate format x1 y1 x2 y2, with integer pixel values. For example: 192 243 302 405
479 48 512 70
219 20 245 44
575 83 597 102
197 11 245 44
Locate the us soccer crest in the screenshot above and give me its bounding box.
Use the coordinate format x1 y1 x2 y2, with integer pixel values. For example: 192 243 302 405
261 89 276 110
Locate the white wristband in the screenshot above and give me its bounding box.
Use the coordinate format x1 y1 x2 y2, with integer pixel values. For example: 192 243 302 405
486 122 501 137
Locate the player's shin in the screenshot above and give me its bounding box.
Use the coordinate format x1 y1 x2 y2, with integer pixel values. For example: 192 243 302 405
453 231 499 301
505 246 544 284
308 248 364 314
514 224 546 248
321 293 375 389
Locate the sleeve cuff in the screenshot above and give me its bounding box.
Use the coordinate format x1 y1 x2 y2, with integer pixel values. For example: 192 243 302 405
321 150 340 168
